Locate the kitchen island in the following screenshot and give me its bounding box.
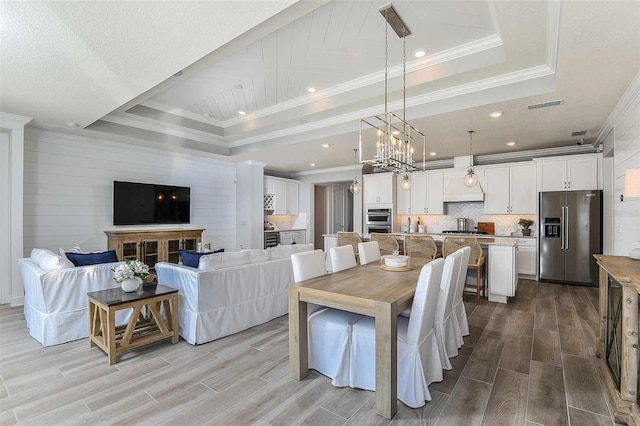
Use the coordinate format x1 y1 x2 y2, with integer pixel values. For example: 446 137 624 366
323 232 519 303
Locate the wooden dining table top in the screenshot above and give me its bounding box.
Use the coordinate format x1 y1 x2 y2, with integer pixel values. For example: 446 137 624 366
295 257 431 316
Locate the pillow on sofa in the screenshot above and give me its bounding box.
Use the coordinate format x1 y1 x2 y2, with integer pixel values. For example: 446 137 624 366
179 248 224 268
30 248 74 271
65 250 118 267
59 244 83 258
198 249 270 271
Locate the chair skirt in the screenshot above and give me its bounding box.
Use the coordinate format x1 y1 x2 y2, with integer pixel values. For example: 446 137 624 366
348 316 443 408
308 309 363 387
453 300 469 336
434 312 463 370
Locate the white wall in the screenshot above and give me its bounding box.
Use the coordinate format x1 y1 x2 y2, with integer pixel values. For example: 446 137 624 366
23 129 237 257
598 72 640 255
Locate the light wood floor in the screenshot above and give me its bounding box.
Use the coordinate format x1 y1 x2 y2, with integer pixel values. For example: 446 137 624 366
0 279 615 425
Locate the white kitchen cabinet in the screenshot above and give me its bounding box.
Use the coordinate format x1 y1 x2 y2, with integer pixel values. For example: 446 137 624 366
488 244 518 303
484 164 536 214
364 172 395 206
285 181 299 214
264 177 276 195
395 172 443 214
264 177 299 214
516 238 537 276
535 154 600 192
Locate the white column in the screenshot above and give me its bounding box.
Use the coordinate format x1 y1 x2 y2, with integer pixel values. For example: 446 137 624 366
235 161 267 250
0 112 32 306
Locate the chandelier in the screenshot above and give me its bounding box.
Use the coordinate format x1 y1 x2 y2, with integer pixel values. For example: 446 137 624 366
359 3 426 178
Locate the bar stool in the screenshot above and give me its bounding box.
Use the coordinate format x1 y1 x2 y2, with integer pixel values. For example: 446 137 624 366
442 237 485 303
369 233 399 256
337 231 362 262
404 235 439 259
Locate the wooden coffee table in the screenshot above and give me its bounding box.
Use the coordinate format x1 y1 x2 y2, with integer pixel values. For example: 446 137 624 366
88 283 178 365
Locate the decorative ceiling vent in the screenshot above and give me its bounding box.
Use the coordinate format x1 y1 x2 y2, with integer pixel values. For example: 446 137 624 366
571 130 588 136
527 99 564 110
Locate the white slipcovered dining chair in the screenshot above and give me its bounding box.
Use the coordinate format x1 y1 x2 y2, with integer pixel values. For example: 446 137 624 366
301 249 363 386
291 250 327 316
434 250 463 369
329 245 357 272
348 258 446 407
452 247 472 336
357 241 381 265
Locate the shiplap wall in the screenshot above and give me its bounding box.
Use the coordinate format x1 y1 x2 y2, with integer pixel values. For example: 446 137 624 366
612 74 640 255
23 129 237 255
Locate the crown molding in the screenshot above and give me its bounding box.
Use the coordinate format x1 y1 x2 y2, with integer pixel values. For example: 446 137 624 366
139 100 226 128
221 35 504 127
229 64 555 148
595 71 640 146
0 112 33 127
236 160 267 168
293 164 361 177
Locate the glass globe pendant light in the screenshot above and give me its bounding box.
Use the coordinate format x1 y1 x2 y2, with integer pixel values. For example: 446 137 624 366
349 148 361 194
463 130 479 188
400 173 412 191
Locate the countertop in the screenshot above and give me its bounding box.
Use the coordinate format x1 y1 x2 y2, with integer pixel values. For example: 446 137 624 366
265 229 306 233
323 233 520 247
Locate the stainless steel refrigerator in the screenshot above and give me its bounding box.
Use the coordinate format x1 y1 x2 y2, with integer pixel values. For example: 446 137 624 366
539 190 602 285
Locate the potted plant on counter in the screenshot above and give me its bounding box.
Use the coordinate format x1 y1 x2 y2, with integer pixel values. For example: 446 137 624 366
518 218 534 236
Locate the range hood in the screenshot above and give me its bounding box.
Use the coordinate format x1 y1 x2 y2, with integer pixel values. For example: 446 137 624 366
443 156 485 202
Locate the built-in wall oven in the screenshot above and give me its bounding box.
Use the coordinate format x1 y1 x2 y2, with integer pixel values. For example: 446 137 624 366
366 208 392 234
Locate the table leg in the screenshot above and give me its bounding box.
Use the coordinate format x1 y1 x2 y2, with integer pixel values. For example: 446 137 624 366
375 301 397 419
88 299 96 347
289 286 308 380
170 295 178 344
107 308 116 365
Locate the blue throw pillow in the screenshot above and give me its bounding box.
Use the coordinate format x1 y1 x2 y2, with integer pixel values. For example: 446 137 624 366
179 248 224 268
65 250 119 267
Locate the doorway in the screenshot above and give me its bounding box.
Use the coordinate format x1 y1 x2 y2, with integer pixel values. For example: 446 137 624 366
313 182 354 250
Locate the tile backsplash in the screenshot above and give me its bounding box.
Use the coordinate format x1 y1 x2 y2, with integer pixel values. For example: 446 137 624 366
398 202 537 236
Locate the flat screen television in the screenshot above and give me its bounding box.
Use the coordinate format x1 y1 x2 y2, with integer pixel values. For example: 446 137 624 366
113 181 190 225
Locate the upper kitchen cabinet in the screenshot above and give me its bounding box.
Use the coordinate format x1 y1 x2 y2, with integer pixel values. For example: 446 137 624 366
364 172 395 206
396 172 443 214
534 154 601 192
484 163 536 214
264 176 299 214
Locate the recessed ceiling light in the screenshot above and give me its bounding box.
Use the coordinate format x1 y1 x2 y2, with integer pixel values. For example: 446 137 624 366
414 49 426 58
489 111 503 118
429 152 437 156
310 163 316 167
322 144 330 148
506 141 516 146
392 130 400 135
66 121 78 128
238 110 246 115
307 87 317 93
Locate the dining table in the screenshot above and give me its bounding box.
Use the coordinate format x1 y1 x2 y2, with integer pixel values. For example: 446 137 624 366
288 257 431 419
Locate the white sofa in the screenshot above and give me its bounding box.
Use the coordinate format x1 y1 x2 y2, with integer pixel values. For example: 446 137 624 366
18 257 124 346
155 243 313 345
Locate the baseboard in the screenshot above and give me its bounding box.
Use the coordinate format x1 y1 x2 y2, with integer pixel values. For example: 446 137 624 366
10 296 24 307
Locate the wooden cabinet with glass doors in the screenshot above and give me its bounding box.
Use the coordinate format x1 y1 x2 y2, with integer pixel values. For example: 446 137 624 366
105 229 204 269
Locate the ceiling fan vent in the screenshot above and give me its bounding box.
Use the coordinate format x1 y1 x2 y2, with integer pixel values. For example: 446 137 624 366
571 130 588 136
527 99 564 110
